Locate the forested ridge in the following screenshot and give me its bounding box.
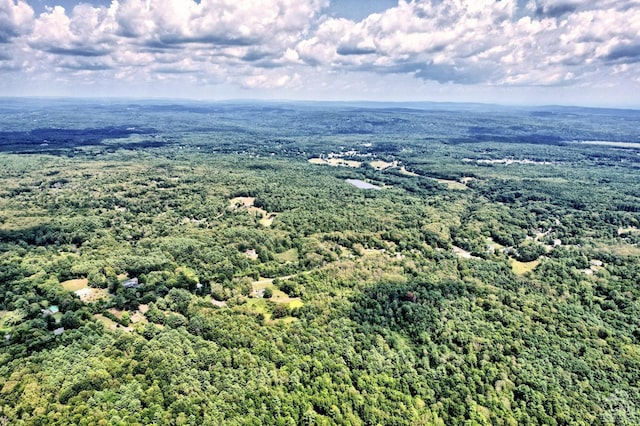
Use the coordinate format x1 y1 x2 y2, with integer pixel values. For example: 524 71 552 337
1 101 639 425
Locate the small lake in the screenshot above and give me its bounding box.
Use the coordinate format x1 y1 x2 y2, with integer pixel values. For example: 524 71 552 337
578 140 640 148
345 179 381 190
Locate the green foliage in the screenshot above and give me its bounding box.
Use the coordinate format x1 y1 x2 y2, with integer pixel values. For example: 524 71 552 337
1 102 639 425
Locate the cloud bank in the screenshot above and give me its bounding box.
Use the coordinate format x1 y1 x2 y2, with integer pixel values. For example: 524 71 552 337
0 0 639 102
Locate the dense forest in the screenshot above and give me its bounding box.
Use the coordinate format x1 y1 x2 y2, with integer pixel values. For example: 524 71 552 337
1 100 640 425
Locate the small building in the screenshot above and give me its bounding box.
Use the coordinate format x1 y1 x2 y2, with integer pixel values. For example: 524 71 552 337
53 327 65 336
42 305 60 316
122 277 140 289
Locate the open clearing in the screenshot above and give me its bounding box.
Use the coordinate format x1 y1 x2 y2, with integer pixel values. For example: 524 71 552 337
288 299 304 309
244 298 272 322
437 179 468 190
77 288 109 302
251 277 303 305
618 227 640 235
370 160 397 170
276 248 298 262
327 158 361 168
230 196 277 227
230 197 256 208
107 308 146 324
61 278 89 291
248 205 275 226
94 314 118 330
108 308 127 319
244 298 300 324
511 259 540 275
486 237 504 253
0 310 23 330
308 158 326 165
98 319 133 332
129 311 147 324
0 214 49 231
75 287 109 302
260 213 277 227
594 243 640 257
453 246 476 259
211 298 227 308
308 157 361 168
62 278 110 302
399 166 419 177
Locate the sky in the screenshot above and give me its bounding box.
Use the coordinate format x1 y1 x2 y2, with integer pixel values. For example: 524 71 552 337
1 0 639 107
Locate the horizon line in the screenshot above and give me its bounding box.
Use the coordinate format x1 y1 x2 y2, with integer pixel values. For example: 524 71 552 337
1 96 639 112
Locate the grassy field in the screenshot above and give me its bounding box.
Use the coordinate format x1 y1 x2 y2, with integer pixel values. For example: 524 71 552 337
94 314 118 330
618 227 640 235
249 277 304 317
244 298 272 321
486 237 505 249
259 212 277 227
252 280 294 302
452 246 474 259
70 286 110 302
307 158 326 165
61 278 89 291
287 299 304 309
370 160 396 170
594 242 640 257
399 166 419 177
229 195 277 227
0 310 23 332
275 248 298 262
243 298 301 324
308 157 361 168
510 259 540 275
229 197 256 208
328 158 361 167
437 179 468 190
61 278 109 302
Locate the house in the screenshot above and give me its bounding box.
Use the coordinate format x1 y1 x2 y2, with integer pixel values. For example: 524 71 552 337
122 277 140 289
42 305 60 316
53 327 65 336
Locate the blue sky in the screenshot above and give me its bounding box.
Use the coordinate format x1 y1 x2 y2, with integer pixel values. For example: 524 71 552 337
1 0 639 107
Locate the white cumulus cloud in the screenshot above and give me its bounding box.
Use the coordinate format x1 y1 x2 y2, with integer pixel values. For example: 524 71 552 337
0 0 639 102
295 0 640 86
0 0 34 42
